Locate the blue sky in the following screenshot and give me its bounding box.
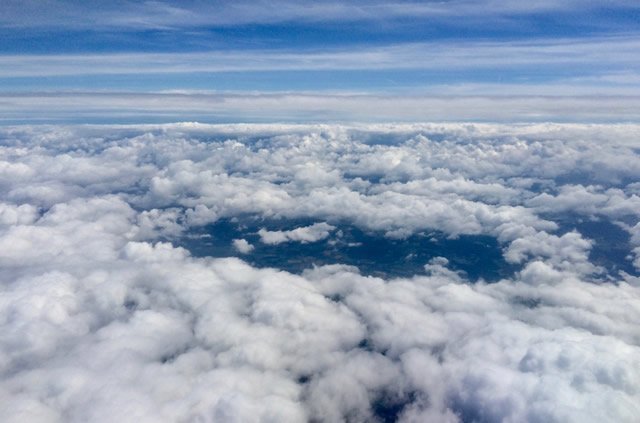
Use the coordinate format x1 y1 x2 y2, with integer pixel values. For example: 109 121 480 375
1 0 640 122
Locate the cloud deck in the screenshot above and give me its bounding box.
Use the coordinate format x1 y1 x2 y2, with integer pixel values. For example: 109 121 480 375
0 123 639 422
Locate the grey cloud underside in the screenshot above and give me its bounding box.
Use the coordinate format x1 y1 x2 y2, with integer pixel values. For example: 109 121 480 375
0 123 639 422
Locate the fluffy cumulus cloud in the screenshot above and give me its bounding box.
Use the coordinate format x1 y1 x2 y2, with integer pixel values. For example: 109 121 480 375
233 238 255 254
0 123 639 422
258 222 336 245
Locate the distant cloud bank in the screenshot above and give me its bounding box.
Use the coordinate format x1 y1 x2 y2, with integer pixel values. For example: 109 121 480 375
2 92 640 123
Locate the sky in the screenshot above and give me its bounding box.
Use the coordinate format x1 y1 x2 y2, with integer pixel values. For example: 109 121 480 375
1 0 640 122
2 4 640 422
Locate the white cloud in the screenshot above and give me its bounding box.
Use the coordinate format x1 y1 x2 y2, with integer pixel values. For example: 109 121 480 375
1 1 637 30
0 123 638 421
258 222 336 245
527 185 640 218
1 36 639 78
627 222 640 271
232 238 255 254
505 231 598 276
3 91 640 123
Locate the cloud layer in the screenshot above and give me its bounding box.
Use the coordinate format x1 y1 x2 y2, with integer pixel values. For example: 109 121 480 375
3 36 640 77
258 223 336 245
3 1 638 30
0 123 639 422
3 92 640 124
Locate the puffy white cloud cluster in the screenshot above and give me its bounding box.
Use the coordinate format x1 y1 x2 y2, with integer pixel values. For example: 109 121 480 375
0 123 639 422
232 238 255 254
258 222 336 245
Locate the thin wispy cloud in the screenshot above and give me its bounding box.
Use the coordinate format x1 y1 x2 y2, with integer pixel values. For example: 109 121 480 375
2 91 640 123
2 1 638 30
1 0 639 123
2 36 640 77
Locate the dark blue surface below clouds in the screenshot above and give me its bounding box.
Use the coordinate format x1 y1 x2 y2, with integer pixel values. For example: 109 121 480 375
179 217 516 281
556 216 637 278
177 215 638 282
